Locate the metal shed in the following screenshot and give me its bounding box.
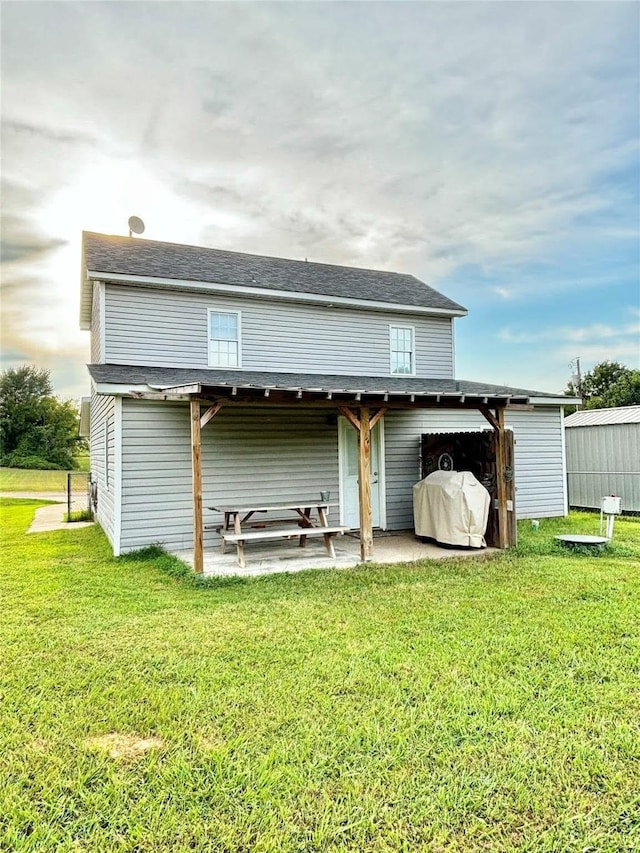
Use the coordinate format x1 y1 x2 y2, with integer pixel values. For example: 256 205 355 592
565 406 640 513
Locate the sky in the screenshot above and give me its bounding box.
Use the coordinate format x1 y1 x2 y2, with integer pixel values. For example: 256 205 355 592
1 0 639 400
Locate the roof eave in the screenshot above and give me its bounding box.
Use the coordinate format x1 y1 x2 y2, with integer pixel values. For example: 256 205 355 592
92 378 528 407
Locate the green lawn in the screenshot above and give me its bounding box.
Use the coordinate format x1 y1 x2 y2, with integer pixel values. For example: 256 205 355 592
0 466 88 492
2 501 639 852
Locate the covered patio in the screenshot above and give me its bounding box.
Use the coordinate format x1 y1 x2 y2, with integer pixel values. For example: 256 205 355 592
90 365 529 573
172 529 498 578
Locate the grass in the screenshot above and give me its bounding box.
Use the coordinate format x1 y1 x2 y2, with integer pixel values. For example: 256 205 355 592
75 454 90 472
0 466 89 492
1 501 639 852
63 509 94 523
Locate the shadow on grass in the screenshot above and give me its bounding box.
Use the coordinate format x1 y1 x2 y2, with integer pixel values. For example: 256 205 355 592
118 545 252 590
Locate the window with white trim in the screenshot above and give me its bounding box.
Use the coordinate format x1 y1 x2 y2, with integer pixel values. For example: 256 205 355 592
208 310 241 368
390 325 415 375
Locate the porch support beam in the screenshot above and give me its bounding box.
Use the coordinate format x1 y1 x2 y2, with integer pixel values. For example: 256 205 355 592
477 404 510 548
337 406 361 432
191 399 204 574
369 407 387 430
479 405 500 432
495 407 509 549
358 406 373 562
200 402 223 429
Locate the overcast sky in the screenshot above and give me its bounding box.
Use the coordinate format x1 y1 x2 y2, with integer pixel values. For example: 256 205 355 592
1 1 638 399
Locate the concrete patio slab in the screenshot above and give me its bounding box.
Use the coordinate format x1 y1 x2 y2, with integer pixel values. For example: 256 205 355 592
172 530 495 578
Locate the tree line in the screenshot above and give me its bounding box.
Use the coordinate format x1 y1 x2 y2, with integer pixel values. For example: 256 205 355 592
0 366 86 470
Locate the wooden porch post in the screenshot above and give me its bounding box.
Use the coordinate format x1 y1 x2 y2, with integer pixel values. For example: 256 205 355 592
190 398 204 574
495 407 508 549
358 406 373 562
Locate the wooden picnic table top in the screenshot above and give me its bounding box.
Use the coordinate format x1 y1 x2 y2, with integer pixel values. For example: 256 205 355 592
209 501 338 514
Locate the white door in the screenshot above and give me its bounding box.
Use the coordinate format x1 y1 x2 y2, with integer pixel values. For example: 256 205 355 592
339 417 384 529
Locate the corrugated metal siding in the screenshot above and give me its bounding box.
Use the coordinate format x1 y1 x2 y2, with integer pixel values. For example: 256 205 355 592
91 282 102 363
105 284 454 379
119 400 340 553
566 423 640 511
90 391 115 546
384 407 567 527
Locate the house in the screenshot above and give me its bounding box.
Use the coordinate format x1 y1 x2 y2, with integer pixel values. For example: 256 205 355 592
80 231 577 571
565 405 640 513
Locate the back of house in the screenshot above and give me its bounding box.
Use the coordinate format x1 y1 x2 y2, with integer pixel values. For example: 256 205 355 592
81 231 575 557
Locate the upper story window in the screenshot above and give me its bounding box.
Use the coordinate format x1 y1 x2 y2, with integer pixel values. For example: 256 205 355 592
208 310 241 368
389 325 415 375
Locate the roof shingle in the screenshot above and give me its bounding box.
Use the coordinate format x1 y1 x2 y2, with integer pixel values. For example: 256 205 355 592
82 231 467 313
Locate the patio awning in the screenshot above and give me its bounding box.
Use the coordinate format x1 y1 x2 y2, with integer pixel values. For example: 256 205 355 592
88 363 574 408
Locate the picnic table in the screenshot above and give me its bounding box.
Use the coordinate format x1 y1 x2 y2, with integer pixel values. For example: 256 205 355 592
208 501 349 568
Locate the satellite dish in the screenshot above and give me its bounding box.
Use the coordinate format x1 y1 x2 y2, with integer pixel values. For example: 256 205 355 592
128 216 145 237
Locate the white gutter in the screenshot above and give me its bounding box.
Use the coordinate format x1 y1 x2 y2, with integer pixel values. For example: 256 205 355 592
84 269 468 320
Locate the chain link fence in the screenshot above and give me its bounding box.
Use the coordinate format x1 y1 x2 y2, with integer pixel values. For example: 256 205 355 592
66 471 93 520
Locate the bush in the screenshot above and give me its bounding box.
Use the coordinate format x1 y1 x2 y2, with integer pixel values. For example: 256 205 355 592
4 455 64 470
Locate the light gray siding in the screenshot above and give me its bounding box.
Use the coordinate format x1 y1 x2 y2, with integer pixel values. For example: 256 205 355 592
90 391 116 546
105 284 455 379
506 408 567 519
384 406 567 528
114 398 568 554
119 399 340 553
90 282 103 363
566 423 640 512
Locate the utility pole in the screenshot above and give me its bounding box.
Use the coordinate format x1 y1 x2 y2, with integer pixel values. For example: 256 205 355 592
569 357 583 409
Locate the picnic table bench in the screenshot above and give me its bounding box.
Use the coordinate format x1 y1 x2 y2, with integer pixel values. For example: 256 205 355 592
208 501 349 568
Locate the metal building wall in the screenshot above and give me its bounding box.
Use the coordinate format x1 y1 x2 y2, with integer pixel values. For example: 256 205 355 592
565 423 640 512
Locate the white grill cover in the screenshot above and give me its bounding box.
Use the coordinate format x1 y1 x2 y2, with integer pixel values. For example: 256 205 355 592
413 470 490 548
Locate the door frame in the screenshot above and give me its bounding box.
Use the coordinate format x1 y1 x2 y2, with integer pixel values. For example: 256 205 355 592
338 415 387 530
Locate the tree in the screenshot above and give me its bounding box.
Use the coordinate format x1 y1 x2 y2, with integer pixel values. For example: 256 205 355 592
598 369 640 409
565 360 640 410
0 365 84 469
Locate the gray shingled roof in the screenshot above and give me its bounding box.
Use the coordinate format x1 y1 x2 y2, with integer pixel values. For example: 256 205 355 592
88 363 566 401
82 232 467 313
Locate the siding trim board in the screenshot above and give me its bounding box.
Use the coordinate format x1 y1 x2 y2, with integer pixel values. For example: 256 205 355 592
560 407 569 516
113 396 123 555
99 282 106 363
90 271 468 318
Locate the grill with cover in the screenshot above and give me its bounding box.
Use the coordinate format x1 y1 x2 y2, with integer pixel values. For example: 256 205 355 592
413 470 491 548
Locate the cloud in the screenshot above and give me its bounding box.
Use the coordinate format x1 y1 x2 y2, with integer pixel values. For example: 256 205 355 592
2 118 99 149
493 287 513 300
1 205 67 265
1 1 638 394
499 313 640 345
496 312 640 374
